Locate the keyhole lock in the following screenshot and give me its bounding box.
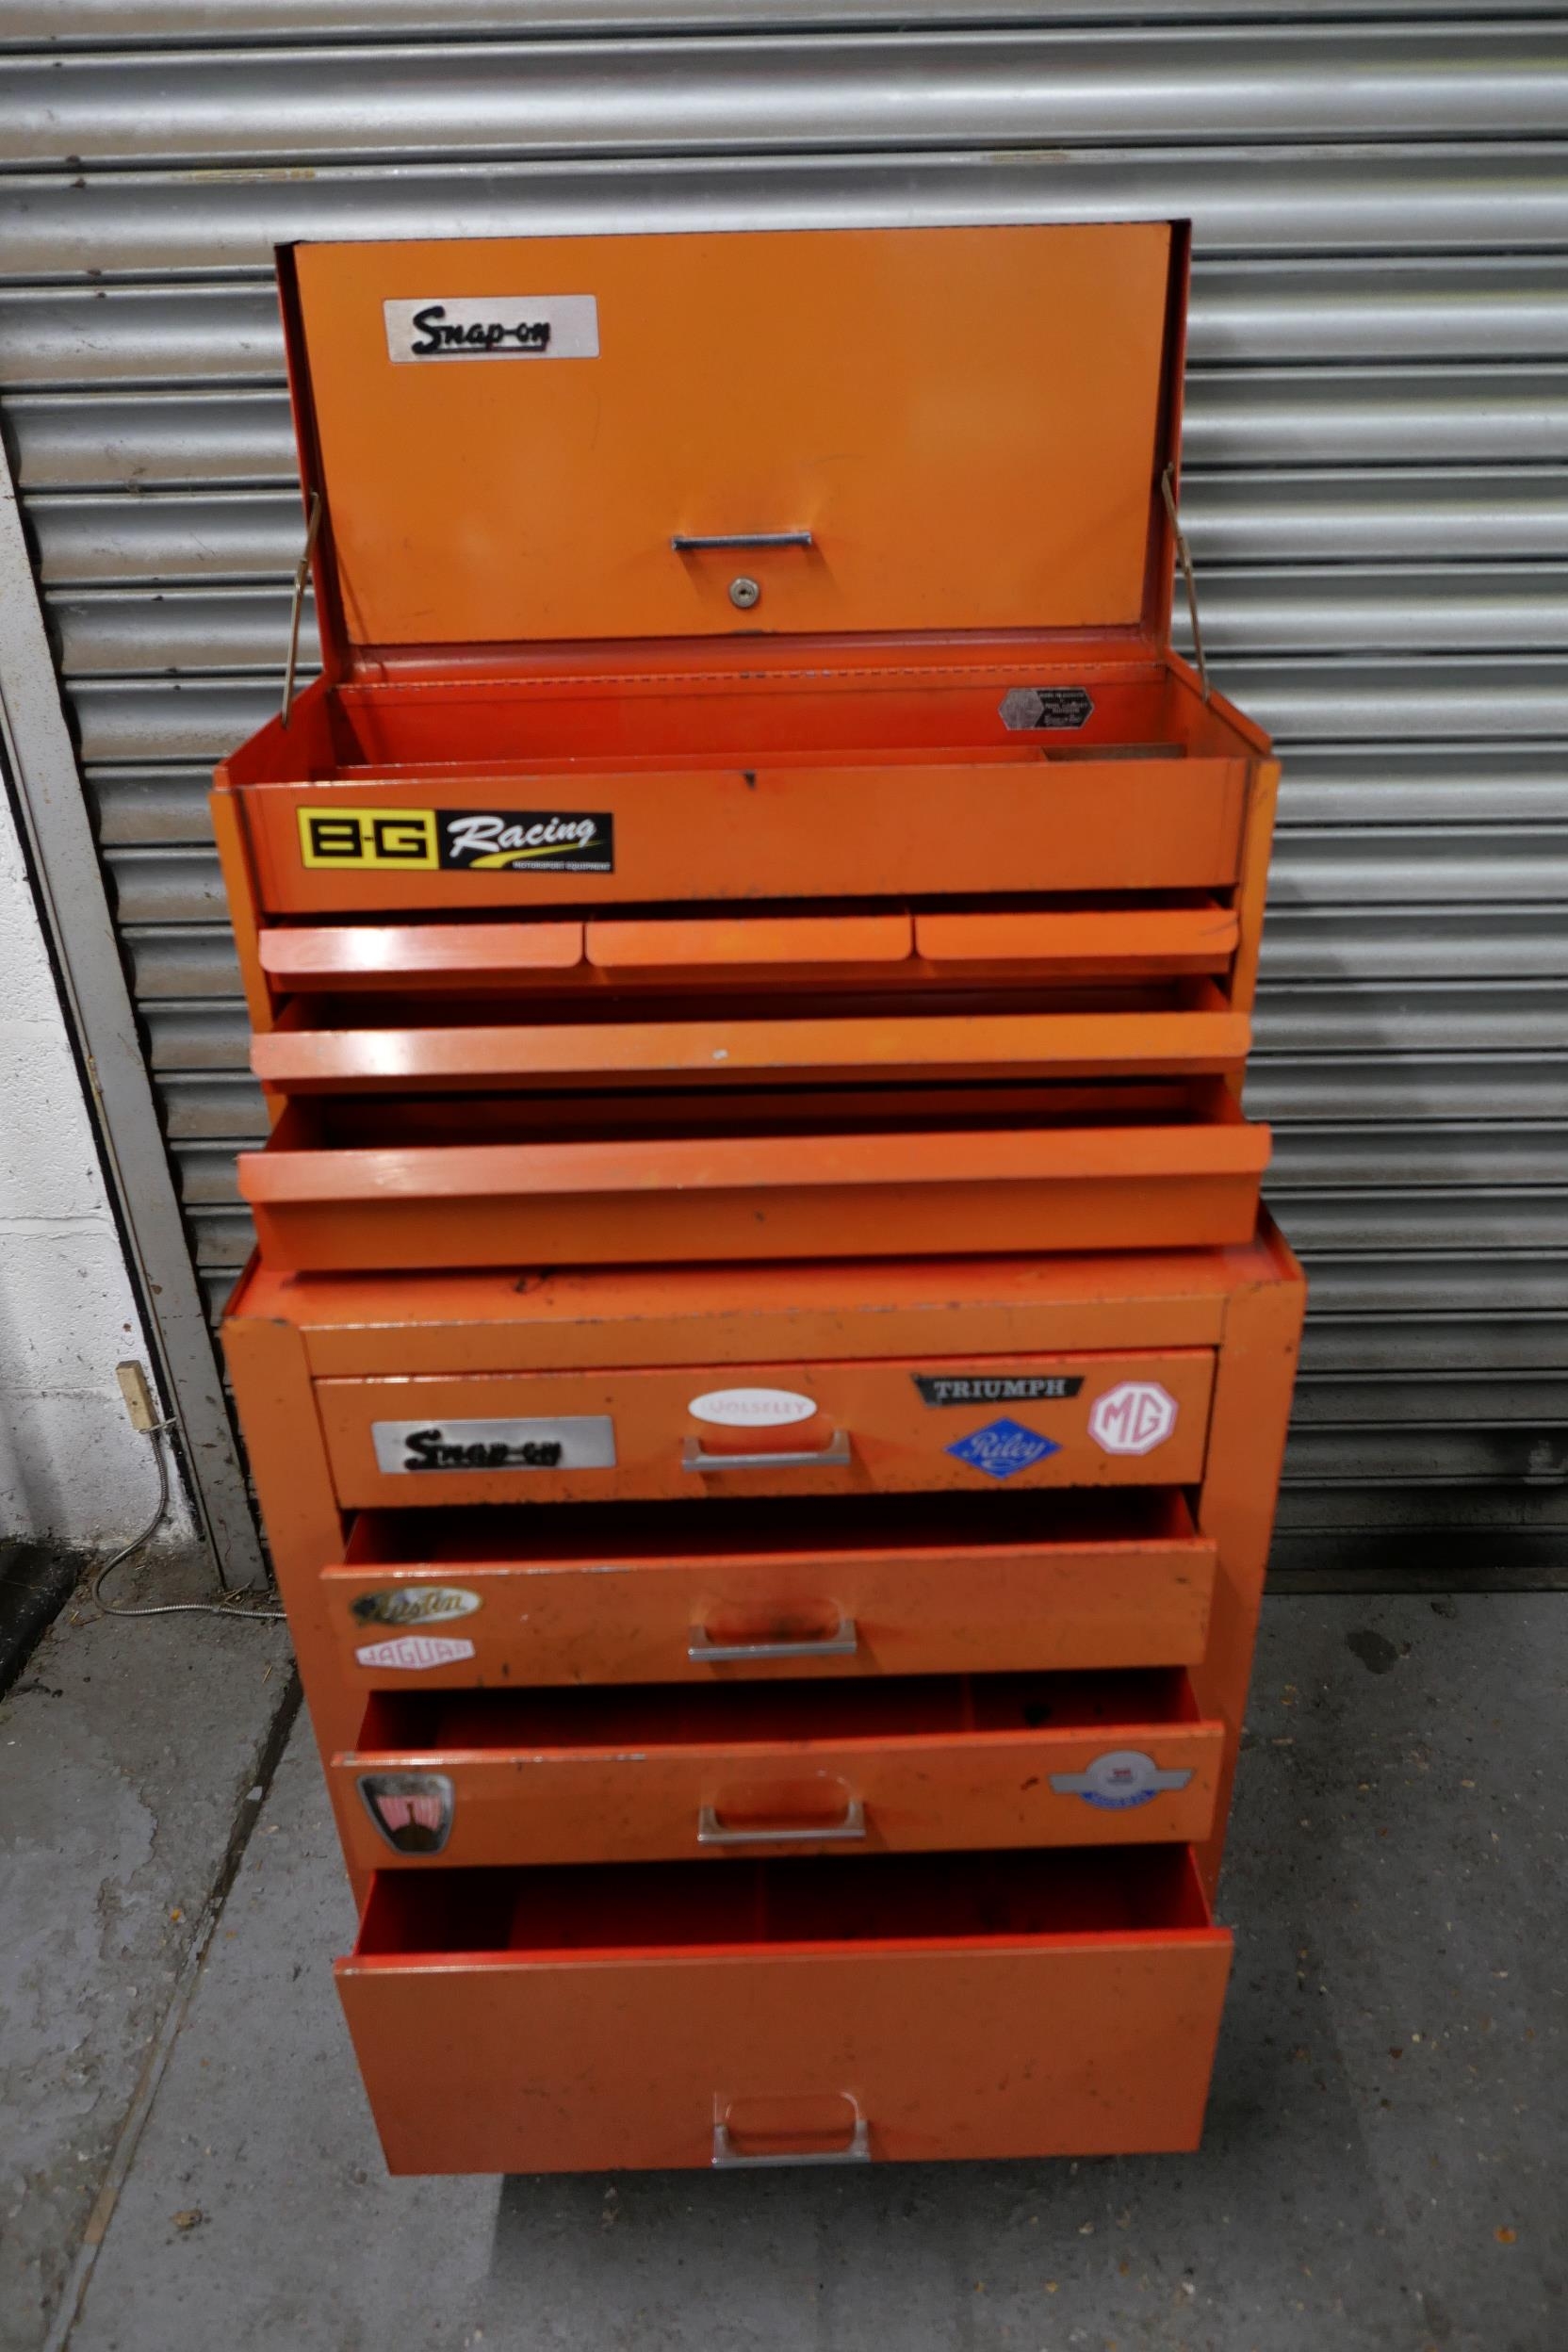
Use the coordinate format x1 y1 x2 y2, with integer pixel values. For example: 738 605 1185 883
728 576 761 611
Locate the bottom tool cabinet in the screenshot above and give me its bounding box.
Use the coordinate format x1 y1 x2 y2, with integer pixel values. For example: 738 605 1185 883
223 1223 1302 2174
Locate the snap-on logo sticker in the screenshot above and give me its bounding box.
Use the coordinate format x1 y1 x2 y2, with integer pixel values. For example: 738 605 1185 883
353 1633 477 1672
370 1417 616 1474
384 295 600 362
688 1388 818 1429
1087 1381 1179 1457
1050 1750 1194 1811
357 1772 455 1854
350 1586 481 1629
946 1417 1060 1481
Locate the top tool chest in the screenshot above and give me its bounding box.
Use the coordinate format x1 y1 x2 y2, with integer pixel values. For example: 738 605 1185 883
217 220 1303 2177
214 220 1278 1271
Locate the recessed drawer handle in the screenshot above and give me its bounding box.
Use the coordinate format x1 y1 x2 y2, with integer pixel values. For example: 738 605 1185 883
681 1429 851 1473
688 1614 858 1664
712 2099 871 2169
671 531 814 552
697 1796 866 1848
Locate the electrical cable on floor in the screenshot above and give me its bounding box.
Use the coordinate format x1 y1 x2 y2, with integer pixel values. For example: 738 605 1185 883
92 1418 286 1623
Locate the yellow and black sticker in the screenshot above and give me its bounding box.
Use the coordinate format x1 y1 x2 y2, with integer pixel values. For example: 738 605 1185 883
298 806 438 869
297 805 613 874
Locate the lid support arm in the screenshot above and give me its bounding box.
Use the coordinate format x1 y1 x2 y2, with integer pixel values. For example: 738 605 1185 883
280 490 323 731
1161 464 1210 705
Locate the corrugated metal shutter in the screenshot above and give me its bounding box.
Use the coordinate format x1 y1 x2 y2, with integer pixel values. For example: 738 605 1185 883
1 8 1564 1577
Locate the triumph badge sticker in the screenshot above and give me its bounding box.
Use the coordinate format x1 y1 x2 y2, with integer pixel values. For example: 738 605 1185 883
370 1416 616 1475
384 295 600 363
914 1373 1083 1407
357 1772 455 1854
352 1633 477 1672
945 1417 1060 1481
1087 1381 1179 1457
350 1586 481 1630
1050 1750 1193 1811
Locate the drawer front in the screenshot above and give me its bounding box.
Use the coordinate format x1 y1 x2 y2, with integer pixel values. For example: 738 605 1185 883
331 1680 1224 1871
243 758 1248 916
337 1851 1232 2172
315 1349 1215 1509
322 1501 1217 1689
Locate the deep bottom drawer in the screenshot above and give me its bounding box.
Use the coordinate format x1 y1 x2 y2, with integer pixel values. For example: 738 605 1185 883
337 1847 1231 2173
325 1490 1217 1687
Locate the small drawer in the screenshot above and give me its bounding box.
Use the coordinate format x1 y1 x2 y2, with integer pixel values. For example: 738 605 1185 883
324 1489 1217 1689
332 1665 1222 1871
314 1348 1215 1509
336 1847 1232 2172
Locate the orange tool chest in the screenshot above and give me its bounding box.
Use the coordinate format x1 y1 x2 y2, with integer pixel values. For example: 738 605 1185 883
217 220 1303 2175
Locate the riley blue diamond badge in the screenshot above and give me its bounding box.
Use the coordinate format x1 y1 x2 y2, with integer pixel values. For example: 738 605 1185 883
945 1416 1060 1480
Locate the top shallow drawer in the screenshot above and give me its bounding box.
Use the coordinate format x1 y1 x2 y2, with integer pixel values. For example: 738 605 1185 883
231 752 1249 916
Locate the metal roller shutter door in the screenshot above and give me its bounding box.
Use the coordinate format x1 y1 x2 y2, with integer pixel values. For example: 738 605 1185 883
0 8 1563 1580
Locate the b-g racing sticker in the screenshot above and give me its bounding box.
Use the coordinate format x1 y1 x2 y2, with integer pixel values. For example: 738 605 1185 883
297 806 613 874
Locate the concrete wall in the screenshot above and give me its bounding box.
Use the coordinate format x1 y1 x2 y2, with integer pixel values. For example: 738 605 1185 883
0 779 179 1546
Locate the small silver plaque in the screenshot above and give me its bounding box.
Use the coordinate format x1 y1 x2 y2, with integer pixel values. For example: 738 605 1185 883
384 296 599 363
371 1416 616 1475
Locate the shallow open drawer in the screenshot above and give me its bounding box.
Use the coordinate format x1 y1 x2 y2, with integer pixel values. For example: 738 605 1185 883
324 1488 1217 1688
240 1083 1269 1270
332 1664 1223 1871
336 1846 1232 2171
251 977 1249 1095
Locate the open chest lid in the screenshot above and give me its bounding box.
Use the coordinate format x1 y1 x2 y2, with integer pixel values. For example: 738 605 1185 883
282 220 1190 671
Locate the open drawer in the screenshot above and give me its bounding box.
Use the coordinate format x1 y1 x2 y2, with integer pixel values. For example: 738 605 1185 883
336 1846 1232 2171
324 1489 1217 1688
240 1081 1269 1271
312 1346 1215 1508
332 1665 1223 1871
251 976 1250 1094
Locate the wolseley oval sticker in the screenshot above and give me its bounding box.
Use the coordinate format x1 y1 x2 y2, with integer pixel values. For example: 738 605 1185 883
688 1387 818 1429
350 1586 481 1630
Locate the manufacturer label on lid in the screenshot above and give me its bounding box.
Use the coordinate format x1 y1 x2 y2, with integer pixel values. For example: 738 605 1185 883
688 1388 819 1429
384 295 600 363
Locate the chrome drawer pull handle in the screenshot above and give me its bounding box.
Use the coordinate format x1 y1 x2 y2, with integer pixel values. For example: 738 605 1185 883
712 2099 871 2169
697 1796 866 1848
681 1429 851 1473
688 1614 858 1664
671 531 814 552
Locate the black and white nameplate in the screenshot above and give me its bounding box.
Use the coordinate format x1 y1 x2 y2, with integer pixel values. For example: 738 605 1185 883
370 1416 616 1474
384 296 600 363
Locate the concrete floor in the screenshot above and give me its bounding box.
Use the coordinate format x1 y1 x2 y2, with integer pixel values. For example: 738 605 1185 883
2 1588 1561 2352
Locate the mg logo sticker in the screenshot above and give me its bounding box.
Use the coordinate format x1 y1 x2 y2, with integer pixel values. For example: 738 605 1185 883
1087 1380 1178 1457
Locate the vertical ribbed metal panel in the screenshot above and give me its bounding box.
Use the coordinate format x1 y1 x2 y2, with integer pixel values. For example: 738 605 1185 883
1 9 1564 1576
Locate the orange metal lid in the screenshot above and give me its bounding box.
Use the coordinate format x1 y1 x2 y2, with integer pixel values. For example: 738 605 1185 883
282 221 1187 666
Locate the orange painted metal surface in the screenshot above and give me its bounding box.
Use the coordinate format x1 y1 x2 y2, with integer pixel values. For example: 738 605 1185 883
336 1850 1231 2173
321 1492 1218 1689
292 223 1175 646
215 219 1301 2176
